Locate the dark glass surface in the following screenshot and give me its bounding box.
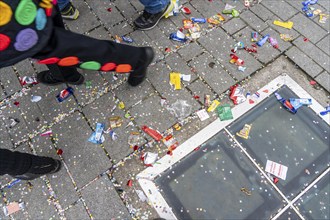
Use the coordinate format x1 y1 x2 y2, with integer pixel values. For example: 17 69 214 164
156 131 284 219
294 173 330 220
276 207 302 220
228 86 330 197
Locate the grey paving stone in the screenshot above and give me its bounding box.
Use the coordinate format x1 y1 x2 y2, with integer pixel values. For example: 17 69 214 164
110 22 135 37
234 26 281 64
293 36 330 72
64 200 90 219
114 79 155 109
165 52 198 83
115 0 139 22
29 136 73 212
186 79 218 103
12 59 36 78
198 28 262 81
81 176 130 219
1 103 29 144
82 92 146 163
146 61 201 114
285 46 323 77
261 0 298 21
129 94 177 133
312 11 330 32
1 177 59 219
33 83 78 121
189 0 228 18
222 18 247 35
285 0 305 11
86 26 112 41
316 35 330 56
51 112 111 188
70 70 106 106
178 41 204 61
261 27 292 52
129 0 145 12
33 62 49 74
0 66 22 96
291 13 328 43
144 26 175 53
318 0 330 9
64 0 100 34
266 15 300 40
315 71 330 92
240 10 269 32
14 90 46 132
188 53 236 95
0 120 14 150
86 0 124 29
250 3 275 21
0 86 5 100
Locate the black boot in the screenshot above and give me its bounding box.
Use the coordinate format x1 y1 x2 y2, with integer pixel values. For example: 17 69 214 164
37 70 85 86
13 158 62 180
128 47 154 86
134 1 174 30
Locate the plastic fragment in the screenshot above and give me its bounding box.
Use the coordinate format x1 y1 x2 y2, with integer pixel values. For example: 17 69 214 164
236 124 252 139
109 116 123 129
40 130 52 136
19 76 38 86
191 17 206 23
88 123 105 144
269 37 279 49
289 98 312 110
3 202 25 216
31 95 42 102
121 36 133 43
320 106 330 116
169 72 182 90
273 20 294 29
56 87 74 102
127 179 133 187
141 125 163 141
56 149 63 155
230 85 246 105
256 34 270 47
274 92 296 114
265 160 288 180
181 6 191 15
217 104 233 121
280 34 294 41
141 152 158 166
169 30 187 42
196 109 210 121
167 100 192 119
207 100 220 112
251 31 258 42
319 14 329 23
109 130 118 140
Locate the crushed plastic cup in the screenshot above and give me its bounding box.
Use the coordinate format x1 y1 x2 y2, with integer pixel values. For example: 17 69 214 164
167 100 192 120
141 152 158 166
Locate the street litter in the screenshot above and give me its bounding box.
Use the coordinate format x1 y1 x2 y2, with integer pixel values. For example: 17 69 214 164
3 202 25 216
31 95 42 102
167 100 192 120
140 152 158 166
40 130 52 136
109 116 123 129
222 4 239 17
275 93 312 114
217 104 233 121
273 20 293 29
88 123 105 144
135 189 148 202
280 34 294 41
56 87 74 102
207 99 220 112
265 159 288 180
230 85 246 105
141 125 163 141
196 109 210 121
169 72 182 90
236 124 252 139
320 106 330 116
19 76 38 86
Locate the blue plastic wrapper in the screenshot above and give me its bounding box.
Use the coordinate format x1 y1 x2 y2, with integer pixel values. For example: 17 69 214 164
257 34 270 47
275 92 297 114
320 106 330 116
56 87 74 102
289 98 312 110
88 123 105 144
121 36 133 43
191 17 206 23
169 31 187 43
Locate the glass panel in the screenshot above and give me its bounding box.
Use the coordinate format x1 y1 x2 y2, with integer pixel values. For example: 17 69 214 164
228 86 330 197
276 207 302 220
156 131 284 219
294 173 330 220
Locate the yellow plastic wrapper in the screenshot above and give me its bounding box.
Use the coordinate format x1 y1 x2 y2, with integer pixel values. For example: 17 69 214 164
169 72 181 90
207 100 220 112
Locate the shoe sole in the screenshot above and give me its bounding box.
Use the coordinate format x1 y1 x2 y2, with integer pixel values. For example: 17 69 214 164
135 1 175 31
62 9 80 20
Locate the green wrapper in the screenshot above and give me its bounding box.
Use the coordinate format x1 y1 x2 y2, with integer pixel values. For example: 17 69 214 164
217 104 233 121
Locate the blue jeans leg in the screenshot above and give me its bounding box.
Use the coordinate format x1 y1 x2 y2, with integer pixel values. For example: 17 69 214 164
139 0 170 14
57 0 70 11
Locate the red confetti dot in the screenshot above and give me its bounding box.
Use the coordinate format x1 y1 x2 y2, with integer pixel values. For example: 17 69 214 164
165 47 171 52
57 149 63 155
193 95 200 100
194 146 200 151
273 177 279 184
303 37 309 42
14 101 19 106
133 145 139 151
310 80 317 85
167 150 173 156
107 8 112 12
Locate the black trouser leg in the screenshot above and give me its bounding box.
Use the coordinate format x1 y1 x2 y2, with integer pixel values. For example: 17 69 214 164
33 27 144 77
0 149 32 176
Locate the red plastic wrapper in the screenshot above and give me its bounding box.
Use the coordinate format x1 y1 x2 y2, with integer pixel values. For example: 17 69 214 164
141 125 163 141
127 179 133 187
230 85 246 105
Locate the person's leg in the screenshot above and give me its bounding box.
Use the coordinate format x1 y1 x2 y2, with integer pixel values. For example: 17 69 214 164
57 0 79 20
33 27 154 86
134 0 173 30
0 149 61 180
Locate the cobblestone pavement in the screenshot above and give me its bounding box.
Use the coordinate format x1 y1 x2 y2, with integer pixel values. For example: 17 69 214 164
0 0 329 219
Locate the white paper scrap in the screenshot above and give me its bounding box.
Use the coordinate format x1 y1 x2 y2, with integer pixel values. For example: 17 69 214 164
265 160 288 180
196 109 210 121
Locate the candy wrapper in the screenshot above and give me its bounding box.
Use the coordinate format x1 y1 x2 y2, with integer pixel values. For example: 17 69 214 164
289 98 312 110
56 87 74 102
19 76 38 86
3 202 25 216
236 124 252 139
109 116 123 129
217 104 233 121
275 93 296 114
141 125 163 141
140 152 158 166
230 85 246 105
162 134 179 151
169 30 187 43
88 123 105 144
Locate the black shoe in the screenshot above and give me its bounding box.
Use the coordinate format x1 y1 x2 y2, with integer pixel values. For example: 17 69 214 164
134 1 174 30
13 159 62 180
128 47 154 86
37 71 85 86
